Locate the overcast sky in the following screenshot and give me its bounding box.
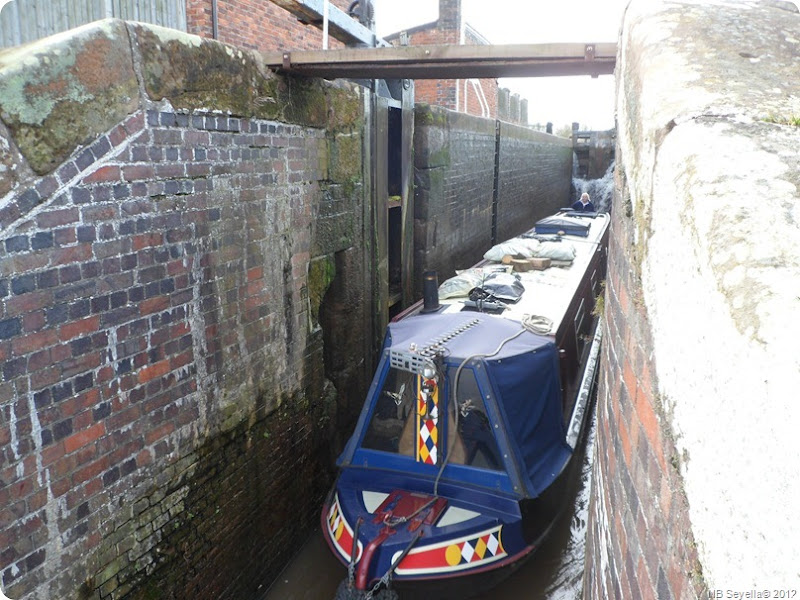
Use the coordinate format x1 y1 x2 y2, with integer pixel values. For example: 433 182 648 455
373 0 628 130
371 0 622 130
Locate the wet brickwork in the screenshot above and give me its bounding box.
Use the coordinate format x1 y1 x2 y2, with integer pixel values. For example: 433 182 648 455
495 122 573 242
413 104 572 294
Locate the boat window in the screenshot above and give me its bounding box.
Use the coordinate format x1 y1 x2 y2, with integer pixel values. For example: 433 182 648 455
361 368 416 456
448 368 503 471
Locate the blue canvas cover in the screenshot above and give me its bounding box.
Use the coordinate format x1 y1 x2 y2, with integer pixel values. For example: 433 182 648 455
380 312 571 498
534 215 591 237
485 347 571 497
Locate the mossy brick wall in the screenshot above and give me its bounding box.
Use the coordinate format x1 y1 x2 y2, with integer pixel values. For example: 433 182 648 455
186 0 351 53
0 19 367 600
413 104 495 292
413 104 572 293
582 173 705 600
495 121 572 242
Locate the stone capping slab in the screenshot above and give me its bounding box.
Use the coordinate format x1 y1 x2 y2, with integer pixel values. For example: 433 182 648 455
0 18 361 231
0 19 139 176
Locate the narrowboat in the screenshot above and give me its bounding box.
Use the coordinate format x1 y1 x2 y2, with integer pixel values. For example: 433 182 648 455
323 210 610 599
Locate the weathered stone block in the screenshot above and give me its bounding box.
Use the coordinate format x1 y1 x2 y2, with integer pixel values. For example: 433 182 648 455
327 131 362 184
132 23 271 119
0 19 139 175
0 124 20 195
132 23 361 132
587 2 800 598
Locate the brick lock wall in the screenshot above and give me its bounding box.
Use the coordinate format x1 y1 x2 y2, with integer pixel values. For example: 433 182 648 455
583 168 706 600
0 108 351 600
413 104 572 294
186 0 351 51
413 105 495 293
495 122 571 242
0 22 368 600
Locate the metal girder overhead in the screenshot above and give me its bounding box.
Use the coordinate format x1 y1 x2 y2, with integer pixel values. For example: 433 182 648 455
264 43 616 79
269 0 388 47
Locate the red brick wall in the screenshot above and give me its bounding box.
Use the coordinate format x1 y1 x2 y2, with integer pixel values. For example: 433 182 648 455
463 29 498 120
583 168 706 600
186 0 351 51
0 26 368 600
406 28 459 112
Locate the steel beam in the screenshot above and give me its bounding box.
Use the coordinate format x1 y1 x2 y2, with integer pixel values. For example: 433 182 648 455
264 43 616 79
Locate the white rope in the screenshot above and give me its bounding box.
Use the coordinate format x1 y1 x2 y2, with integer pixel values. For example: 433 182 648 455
521 313 553 336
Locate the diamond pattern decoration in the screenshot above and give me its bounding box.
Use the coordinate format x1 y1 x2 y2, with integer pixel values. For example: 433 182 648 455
326 495 360 562
447 531 505 567
394 525 507 575
416 376 439 465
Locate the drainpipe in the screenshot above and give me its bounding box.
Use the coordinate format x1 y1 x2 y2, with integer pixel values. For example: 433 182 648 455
211 0 219 39
322 0 330 49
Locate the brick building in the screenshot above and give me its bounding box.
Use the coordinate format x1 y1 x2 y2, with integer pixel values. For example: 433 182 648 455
0 0 361 51
186 0 355 51
383 0 525 124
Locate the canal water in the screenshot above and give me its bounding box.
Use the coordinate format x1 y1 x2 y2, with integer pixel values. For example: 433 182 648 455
261 403 597 600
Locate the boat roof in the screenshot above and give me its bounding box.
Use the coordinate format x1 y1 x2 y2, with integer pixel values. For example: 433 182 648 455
346 312 570 498
435 211 609 334
386 311 552 365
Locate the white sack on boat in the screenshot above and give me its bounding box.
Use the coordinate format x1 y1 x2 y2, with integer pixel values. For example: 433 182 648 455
535 242 576 262
438 270 485 299
483 238 541 261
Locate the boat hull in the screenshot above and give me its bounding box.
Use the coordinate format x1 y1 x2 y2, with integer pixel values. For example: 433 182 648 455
321 448 590 599
321 389 601 598
322 211 609 598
